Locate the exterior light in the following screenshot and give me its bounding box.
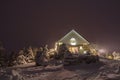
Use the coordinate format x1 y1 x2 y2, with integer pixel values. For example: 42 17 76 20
80 46 83 50
83 51 87 54
108 56 113 59
98 49 106 53
58 42 63 45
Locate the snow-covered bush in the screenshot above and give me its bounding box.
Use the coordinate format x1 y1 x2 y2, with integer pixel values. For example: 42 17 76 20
35 47 48 66
112 51 120 60
55 43 68 60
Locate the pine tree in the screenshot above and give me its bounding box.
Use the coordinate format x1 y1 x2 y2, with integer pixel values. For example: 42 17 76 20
0 42 6 67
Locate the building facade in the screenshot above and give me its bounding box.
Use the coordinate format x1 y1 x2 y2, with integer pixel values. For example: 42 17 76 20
55 30 97 54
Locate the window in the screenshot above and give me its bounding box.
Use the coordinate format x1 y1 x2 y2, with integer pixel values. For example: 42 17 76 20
70 38 76 45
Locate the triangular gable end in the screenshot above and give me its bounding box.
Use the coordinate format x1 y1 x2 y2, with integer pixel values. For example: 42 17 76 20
58 29 89 45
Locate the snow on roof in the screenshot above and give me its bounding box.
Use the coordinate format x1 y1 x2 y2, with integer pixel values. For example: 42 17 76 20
58 29 89 45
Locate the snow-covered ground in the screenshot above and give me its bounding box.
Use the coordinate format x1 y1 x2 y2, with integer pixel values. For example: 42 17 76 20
0 58 120 80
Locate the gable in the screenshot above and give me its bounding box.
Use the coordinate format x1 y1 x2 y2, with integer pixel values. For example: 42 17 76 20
58 30 89 45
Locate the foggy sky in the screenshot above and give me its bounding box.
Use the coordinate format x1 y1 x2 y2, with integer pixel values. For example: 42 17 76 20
0 0 120 52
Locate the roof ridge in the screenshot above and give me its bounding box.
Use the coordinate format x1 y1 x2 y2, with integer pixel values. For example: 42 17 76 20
58 29 89 44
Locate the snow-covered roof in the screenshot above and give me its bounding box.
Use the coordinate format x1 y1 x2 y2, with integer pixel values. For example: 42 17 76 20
58 29 89 45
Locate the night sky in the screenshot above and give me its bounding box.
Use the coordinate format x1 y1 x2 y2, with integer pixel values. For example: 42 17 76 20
0 0 120 52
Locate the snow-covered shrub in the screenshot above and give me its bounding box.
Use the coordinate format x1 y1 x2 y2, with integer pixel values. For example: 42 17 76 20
55 43 68 60
35 47 48 66
8 51 18 66
25 46 34 63
112 51 120 60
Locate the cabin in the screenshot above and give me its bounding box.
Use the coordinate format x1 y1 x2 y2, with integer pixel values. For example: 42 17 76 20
55 30 97 55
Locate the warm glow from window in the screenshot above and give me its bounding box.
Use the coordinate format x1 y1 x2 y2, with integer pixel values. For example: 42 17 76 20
70 38 76 45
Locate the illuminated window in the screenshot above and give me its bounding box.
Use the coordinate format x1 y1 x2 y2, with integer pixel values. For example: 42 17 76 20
70 38 76 45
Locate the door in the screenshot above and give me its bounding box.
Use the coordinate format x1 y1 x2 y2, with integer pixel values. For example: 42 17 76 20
69 47 79 54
